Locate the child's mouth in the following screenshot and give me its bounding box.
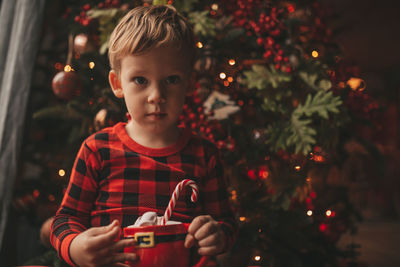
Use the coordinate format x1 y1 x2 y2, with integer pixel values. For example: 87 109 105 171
147 112 167 119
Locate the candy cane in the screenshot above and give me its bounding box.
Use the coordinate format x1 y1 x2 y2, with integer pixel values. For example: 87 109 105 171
162 179 199 225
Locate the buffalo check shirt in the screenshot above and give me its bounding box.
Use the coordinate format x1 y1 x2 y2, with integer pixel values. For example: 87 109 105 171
50 122 237 266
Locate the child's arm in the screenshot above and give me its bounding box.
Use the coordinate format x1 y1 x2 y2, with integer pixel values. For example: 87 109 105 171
51 139 137 266
69 220 137 267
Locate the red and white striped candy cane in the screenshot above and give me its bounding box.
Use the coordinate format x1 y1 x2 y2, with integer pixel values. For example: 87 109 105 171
162 179 199 225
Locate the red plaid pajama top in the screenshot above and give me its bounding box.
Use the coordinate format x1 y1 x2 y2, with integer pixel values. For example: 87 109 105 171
50 122 237 266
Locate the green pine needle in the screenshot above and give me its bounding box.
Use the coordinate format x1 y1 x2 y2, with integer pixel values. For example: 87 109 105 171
188 11 216 38
294 91 342 119
242 64 291 90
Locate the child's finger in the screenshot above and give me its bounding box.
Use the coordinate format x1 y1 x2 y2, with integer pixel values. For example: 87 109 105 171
193 221 219 241
197 233 218 247
111 238 137 252
89 222 121 249
187 215 212 236
197 245 219 256
87 220 119 237
184 233 196 248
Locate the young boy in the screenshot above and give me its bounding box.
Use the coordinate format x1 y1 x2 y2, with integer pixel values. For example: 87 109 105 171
50 4 236 267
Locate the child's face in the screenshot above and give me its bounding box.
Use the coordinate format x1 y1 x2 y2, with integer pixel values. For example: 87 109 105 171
109 45 191 139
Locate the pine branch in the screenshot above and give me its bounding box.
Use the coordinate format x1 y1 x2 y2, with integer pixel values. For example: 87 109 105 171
173 0 200 13
288 115 316 154
294 91 342 119
188 11 216 38
87 8 126 54
241 64 291 90
299 71 332 91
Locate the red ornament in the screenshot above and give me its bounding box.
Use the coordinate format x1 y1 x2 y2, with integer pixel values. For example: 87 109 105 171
247 169 257 180
51 71 82 100
319 223 328 232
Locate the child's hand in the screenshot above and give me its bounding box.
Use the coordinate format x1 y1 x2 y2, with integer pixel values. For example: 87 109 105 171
184 215 226 256
70 220 137 267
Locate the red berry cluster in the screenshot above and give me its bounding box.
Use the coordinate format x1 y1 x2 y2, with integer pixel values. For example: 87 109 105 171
255 8 291 72
232 2 292 73
179 92 236 151
232 0 262 28
73 0 121 26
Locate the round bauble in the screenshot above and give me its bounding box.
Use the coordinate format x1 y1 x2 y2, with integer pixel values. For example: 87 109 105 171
51 70 82 100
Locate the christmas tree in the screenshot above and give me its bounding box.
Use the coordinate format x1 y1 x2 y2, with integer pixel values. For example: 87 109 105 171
4 0 382 266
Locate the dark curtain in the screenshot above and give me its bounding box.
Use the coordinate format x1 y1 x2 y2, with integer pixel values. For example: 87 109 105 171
0 0 46 251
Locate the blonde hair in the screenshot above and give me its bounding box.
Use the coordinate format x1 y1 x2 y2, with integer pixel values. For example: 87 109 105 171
108 5 195 73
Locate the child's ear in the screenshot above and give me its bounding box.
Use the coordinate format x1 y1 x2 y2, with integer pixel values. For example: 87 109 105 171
109 70 124 98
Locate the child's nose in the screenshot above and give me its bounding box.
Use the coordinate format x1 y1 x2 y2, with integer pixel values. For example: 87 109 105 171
147 84 166 104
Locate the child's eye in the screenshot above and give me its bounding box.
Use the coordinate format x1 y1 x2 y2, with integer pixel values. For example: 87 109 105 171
165 75 181 85
133 77 147 85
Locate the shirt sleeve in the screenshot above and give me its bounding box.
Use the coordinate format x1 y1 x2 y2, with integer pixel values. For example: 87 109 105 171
50 140 100 266
203 146 237 252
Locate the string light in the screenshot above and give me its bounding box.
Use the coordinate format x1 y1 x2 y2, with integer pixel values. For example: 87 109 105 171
312 50 319 58
48 195 56 202
227 76 234 82
219 72 226 79
231 190 237 201
326 210 332 217
347 77 366 91
59 169 66 177
294 165 301 171
211 3 218 10
89 61 95 69
228 59 236 65
326 210 335 217
64 65 72 72
239 216 246 222
224 81 229 87
254 256 261 261
306 177 312 183
196 42 203 48
307 210 313 216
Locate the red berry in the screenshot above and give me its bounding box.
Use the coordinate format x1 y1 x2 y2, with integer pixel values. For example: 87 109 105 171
81 18 90 26
263 50 272 58
275 55 282 62
82 4 91 11
257 37 264 46
266 37 274 46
